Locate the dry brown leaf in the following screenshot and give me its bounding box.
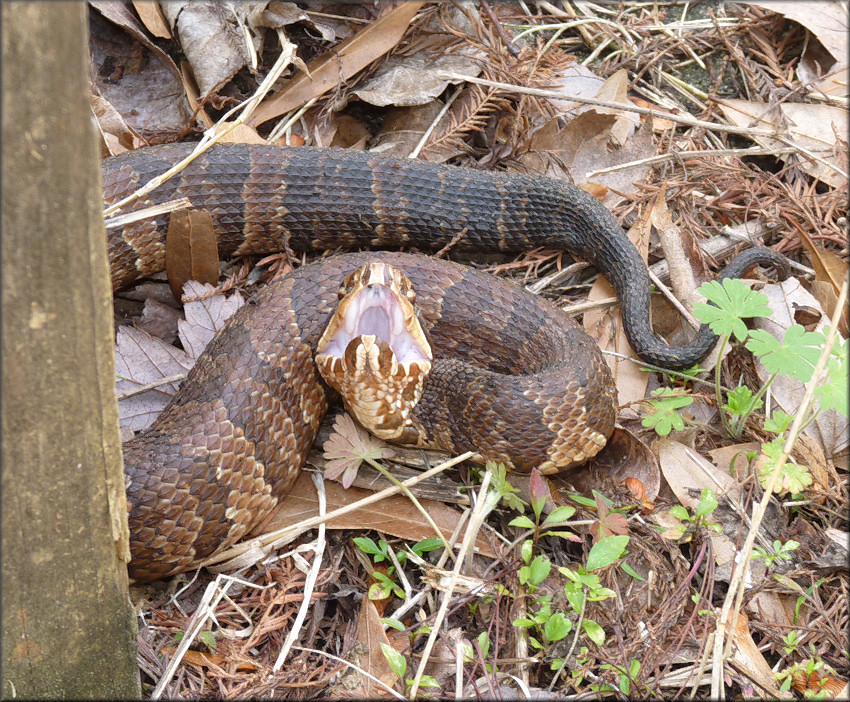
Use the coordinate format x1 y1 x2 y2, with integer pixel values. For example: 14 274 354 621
589 68 638 147
91 92 139 155
558 428 660 502
716 99 847 187
89 2 193 137
165 209 220 299
212 122 268 145
545 61 604 115
137 298 182 344
247 2 427 127
629 97 676 131
115 327 192 432
178 281 245 360
353 53 481 108
348 598 397 697
748 1 849 100
254 472 497 558
250 1 336 42
796 228 849 335
159 2 250 102
584 207 651 405
708 442 761 481
131 1 171 39
330 114 372 150
729 610 784 698
160 646 258 672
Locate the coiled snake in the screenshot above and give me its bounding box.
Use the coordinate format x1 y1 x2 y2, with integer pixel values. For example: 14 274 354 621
105 143 785 581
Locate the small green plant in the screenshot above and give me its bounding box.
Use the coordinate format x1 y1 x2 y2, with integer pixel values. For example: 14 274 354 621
641 387 694 435
692 279 847 437
380 643 440 694
599 659 645 697
782 630 803 655
752 539 799 568
354 536 445 601
669 487 722 535
774 646 838 697
642 280 847 447
461 632 496 674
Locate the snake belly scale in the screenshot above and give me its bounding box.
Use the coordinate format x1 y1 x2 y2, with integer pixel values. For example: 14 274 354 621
105 143 783 581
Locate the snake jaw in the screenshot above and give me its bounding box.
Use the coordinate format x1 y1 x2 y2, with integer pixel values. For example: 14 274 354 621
315 262 432 441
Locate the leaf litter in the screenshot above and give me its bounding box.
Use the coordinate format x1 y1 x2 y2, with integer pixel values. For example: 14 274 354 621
100 2 848 698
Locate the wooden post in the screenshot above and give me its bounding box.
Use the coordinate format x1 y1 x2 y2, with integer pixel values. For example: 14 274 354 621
1 2 140 697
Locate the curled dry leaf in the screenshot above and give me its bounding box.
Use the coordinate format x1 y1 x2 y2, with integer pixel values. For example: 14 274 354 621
89 2 193 138
349 597 396 697
159 1 251 103
165 208 220 299
748 1 849 100
354 53 482 108
554 427 660 502
717 99 847 188
247 2 427 126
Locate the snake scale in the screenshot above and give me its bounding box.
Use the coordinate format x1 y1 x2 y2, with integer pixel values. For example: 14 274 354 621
105 143 785 581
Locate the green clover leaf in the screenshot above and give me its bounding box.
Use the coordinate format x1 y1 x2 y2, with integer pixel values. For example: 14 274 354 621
693 279 772 341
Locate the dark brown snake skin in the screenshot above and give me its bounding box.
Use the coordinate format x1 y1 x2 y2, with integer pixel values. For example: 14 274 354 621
105 143 786 581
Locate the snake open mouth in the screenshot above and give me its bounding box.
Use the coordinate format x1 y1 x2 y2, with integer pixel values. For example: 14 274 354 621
315 262 432 441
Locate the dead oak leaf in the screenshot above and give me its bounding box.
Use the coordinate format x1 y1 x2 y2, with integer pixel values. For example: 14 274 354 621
322 413 395 488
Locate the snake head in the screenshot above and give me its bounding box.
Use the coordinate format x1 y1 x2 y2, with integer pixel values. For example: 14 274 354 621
315 261 432 441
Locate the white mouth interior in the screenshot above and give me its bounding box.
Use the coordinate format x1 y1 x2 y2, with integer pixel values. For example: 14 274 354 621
320 285 429 363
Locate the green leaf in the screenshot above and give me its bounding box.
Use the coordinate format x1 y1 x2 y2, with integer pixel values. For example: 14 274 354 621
586 535 629 571
513 618 535 628
564 582 585 614
416 675 440 689
764 410 793 434
543 505 576 526
411 538 444 556
568 493 598 508
477 631 491 658
815 351 848 416
380 617 405 631
669 505 690 521
198 631 216 651
757 439 813 494
693 279 772 341
529 555 552 585
582 618 606 646
544 612 572 642
368 581 393 601
620 562 645 581
695 488 718 518
487 461 527 511
354 537 385 559
641 387 692 436
722 385 762 417
746 326 824 381
509 515 536 530
541 529 580 540
520 539 534 565
380 643 407 680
